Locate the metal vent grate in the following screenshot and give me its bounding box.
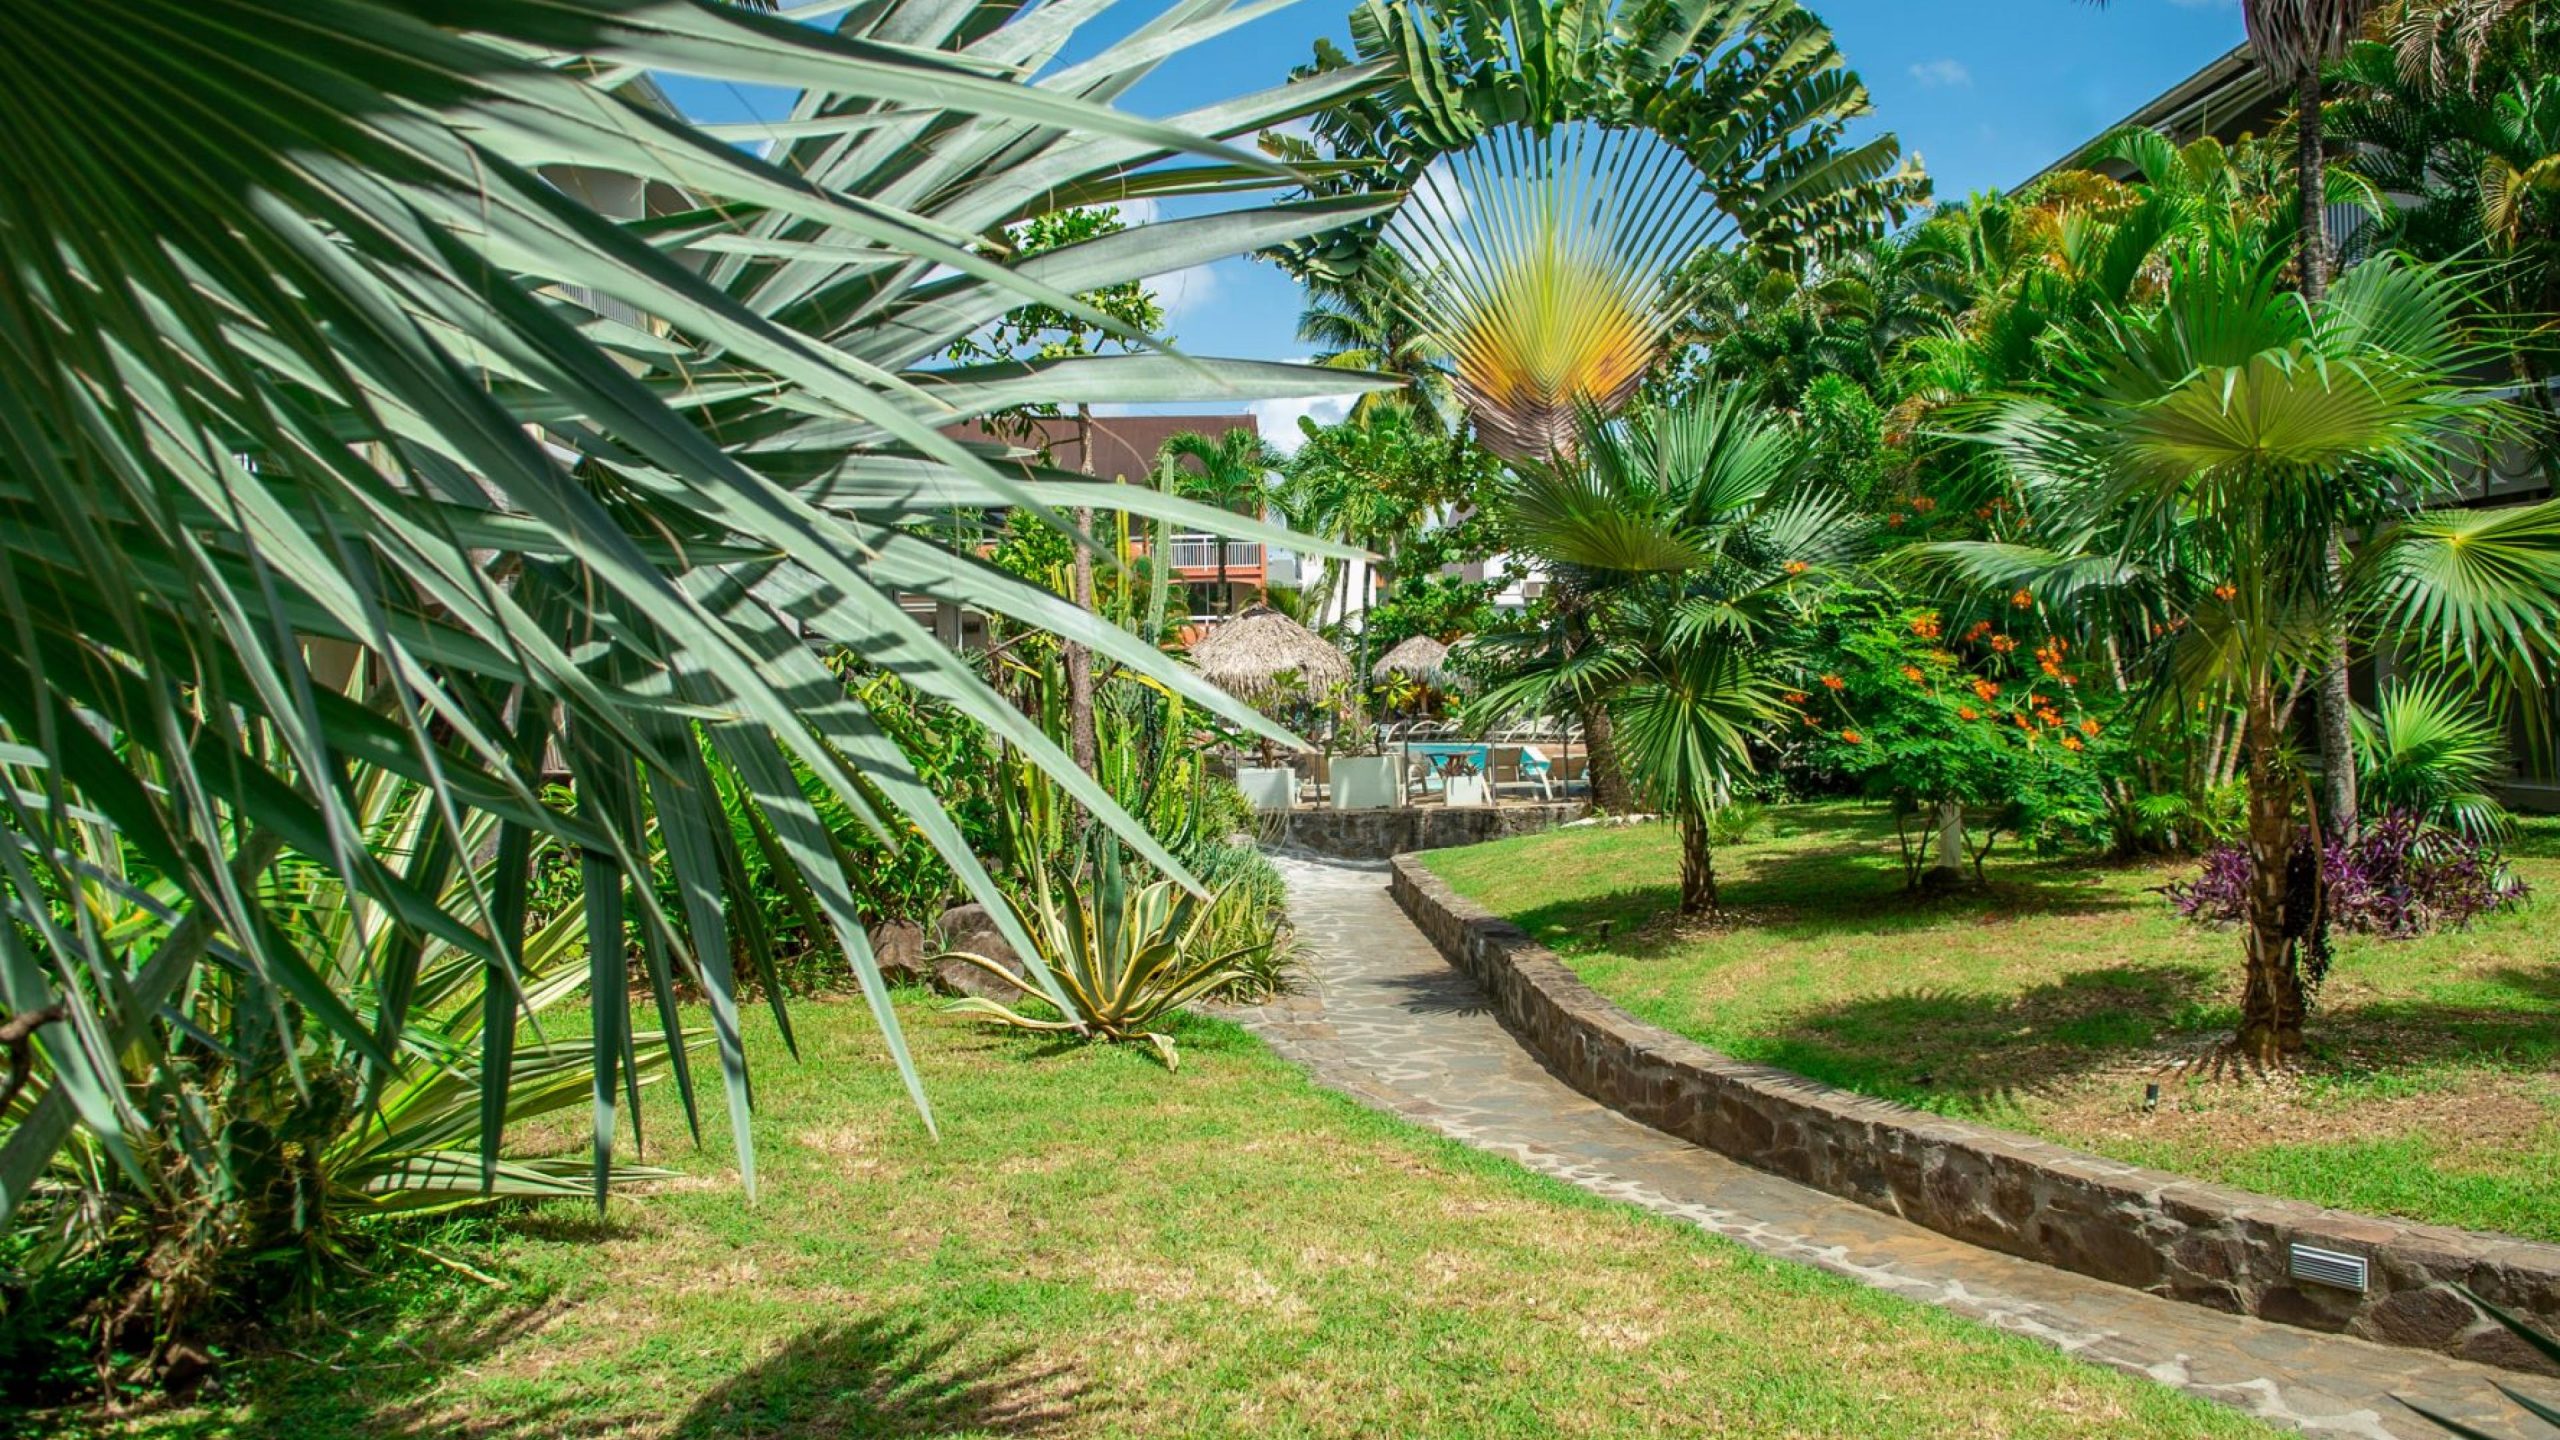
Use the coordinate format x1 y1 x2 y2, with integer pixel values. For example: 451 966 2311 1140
2289 1244 2370 1293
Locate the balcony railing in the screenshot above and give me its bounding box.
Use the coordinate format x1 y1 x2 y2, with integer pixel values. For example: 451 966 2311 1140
1167 534 1263 571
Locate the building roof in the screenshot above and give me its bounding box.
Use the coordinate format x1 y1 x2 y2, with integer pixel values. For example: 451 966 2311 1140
2025 44 2286 189
946 412 1260 482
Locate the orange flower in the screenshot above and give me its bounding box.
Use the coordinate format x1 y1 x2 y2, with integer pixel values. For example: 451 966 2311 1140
1784 559 1810 576
1840 730 1865 745
1901 665 1927 684
1782 691 1809 705
1804 714 1822 728
1971 678 2000 701
2014 713 2035 732
1964 620 1995 642
1887 513 1907 527
1958 706 1979 721
1910 612 1943 639
2011 589 2034 609
1821 674 1847 691
2037 708 2063 727
2061 735 2085 752
1911 496 1938 513
2080 718 2101 737
1989 634 2019 654
1976 505 1997 521
2039 659 2064 678
2213 582 2238 602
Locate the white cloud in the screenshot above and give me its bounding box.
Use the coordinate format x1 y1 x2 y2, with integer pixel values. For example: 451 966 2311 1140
1251 392 1358 454
1148 262 1222 328
1909 58 1973 89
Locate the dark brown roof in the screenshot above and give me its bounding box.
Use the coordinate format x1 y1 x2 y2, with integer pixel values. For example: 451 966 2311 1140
945 412 1259 481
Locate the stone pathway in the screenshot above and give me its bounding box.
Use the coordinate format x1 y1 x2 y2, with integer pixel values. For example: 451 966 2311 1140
1237 853 2551 1440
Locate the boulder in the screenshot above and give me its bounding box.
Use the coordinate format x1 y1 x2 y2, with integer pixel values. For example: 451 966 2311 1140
928 903 1030 1005
864 919 928 987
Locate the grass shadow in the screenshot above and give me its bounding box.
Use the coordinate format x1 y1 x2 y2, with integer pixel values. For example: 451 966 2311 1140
1750 962 2225 1112
672 1316 1082 1439
1500 839 2141 966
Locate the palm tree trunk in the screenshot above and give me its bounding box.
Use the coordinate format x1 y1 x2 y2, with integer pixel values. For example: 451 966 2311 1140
2296 68 2330 305
1678 807 1719 915
2238 686 2308 1063
1066 404 1100 775
2295 66 2361 834
1581 701 1637 813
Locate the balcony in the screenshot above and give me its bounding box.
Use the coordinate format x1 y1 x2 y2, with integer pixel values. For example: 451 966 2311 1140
1163 534 1264 576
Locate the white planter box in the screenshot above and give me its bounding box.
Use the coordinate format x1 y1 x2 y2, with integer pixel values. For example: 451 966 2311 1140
1236 766 1299 812
1330 754 1404 811
1443 774 1490 808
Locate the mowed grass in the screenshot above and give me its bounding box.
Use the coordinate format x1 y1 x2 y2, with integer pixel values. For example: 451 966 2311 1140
79 997 2266 1439
1425 804 2560 1243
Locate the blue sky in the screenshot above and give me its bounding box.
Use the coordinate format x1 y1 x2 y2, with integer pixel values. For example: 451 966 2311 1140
661 0 2245 437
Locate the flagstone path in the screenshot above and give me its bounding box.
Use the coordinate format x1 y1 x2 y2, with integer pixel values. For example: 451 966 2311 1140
1239 852 2551 1439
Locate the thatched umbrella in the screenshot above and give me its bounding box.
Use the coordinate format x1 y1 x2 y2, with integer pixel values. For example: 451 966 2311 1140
1186 605 1353 764
1370 634 1453 686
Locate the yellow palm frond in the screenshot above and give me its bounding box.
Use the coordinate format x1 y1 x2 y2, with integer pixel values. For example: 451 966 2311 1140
1383 122 1726 460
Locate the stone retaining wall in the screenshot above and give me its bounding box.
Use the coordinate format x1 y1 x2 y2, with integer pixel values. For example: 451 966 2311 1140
1389 855 2560 1374
1275 802 1584 861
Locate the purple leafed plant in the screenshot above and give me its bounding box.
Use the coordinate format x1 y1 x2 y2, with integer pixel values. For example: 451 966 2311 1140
2163 810 2530 939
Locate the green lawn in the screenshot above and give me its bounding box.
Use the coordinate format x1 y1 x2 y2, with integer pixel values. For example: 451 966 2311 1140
1425 804 2560 1243
64 997 2267 1439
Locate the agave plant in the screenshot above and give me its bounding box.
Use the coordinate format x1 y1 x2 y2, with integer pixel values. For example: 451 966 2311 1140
0 0 1396 1220
937 845 1262 1070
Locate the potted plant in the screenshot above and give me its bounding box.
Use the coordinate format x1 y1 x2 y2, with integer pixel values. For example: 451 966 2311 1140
1330 732 1404 811
1441 752 1489 808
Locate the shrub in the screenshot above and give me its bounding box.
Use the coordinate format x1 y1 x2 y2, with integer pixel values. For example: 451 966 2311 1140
2164 810 2530 941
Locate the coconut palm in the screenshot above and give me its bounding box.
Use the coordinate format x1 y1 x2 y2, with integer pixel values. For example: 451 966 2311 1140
1921 236 2554 1063
1295 252 1458 423
1162 428 1286 614
1470 388 1858 912
0 0 1397 1219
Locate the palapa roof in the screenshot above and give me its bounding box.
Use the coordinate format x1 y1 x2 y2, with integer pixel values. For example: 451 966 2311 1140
1185 604 1351 705
1371 634 1455 684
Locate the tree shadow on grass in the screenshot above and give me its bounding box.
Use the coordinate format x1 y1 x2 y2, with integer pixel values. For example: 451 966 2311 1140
179 1297 1079 1440
672 1317 1082 1439
1500 843 2142 965
1758 962 2560 1119
1746 962 2226 1113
